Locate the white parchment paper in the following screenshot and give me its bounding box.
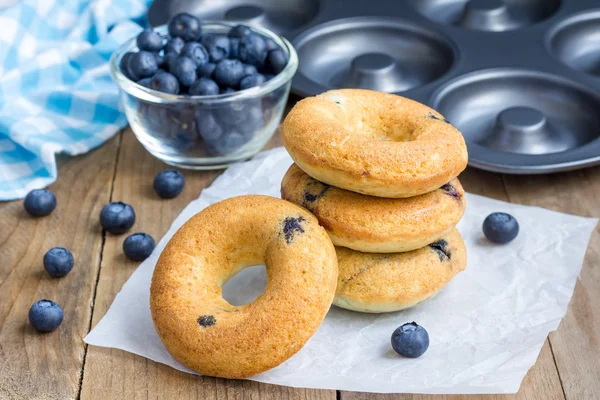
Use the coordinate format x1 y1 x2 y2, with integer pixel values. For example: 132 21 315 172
85 147 598 394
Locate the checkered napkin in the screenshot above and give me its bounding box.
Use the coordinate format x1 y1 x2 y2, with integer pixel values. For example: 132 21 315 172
0 0 152 201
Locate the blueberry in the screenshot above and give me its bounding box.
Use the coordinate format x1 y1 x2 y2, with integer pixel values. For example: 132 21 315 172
197 62 216 78
237 104 263 136
164 52 178 72
267 49 288 74
119 52 137 80
215 99 259 127
180 42 209 67
154 52 164 68
136 29 163 52
391 322 429 358
153 169 185 198
189 78 219 96
240 73 265 90
128 51 158 79
214 59 245 88
264 73 275 81
163 37 185 55
228 24 251 38
100 202 136 234
220 87 236 94
171 56 197 87
238 33 267 66
209 131 247 155
264 37 278 52
29 300 63 332
483 212 519 244
229 38 240 59
138 77 152 88
43 247 74 278
24 189 56 217
197 112 224 142
242 64 257 77
168 13 201 41
149 72 180 94
123 233 156 261
200 34 230 63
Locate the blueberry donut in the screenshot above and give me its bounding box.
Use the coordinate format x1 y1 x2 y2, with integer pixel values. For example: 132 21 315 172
281 163 466 253
150 195 338 378
334 229 467 313
282 89 468 198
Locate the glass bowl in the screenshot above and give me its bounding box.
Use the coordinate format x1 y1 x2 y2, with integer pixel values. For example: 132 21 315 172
110 22 298 169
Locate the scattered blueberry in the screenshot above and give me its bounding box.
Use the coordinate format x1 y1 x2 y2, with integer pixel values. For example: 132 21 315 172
214 59 245 88
238 33 267 66
264 37 278 52
149 72 180 94
153 169 185 198
240 73 265 90
128 51 158 79
200 34 230 63
119 52 137 80
24 189 56 217
189 78 220 96
136 29 163 52
391 322 429 358
228 24 251 38
138 77 152 88
242 64 257 77
180 42 209 67
168 13 201 41
164 37 185 55
171 56 197 87
267 49 288 74
197 112 224 142
29 300 63 333
123 233 156 261
43 247 74 278
229 38 240 59
197 62 216 78
483 212 519 244
100 202 136 234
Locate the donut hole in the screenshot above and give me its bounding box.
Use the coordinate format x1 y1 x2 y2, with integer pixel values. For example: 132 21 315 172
221 264 267 306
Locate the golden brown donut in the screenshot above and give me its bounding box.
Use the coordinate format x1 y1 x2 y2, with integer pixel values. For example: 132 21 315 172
334 229 467 313
150 195 338 378
281 163 466 253
282 89 468 198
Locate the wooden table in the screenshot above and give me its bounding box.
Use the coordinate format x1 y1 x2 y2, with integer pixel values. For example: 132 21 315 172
1 120 598 400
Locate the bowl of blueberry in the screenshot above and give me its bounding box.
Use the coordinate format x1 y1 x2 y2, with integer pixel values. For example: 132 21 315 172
111 13 298 169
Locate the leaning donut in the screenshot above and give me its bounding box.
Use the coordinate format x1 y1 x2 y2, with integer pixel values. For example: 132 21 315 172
334 229 467 313
282 89 468 198
150 195 338 378
281 163 466 253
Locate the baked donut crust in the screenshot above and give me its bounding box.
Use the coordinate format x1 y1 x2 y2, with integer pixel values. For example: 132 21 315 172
281 163 466 253
282 89 468 198
334 229 466 313
150 195 338 378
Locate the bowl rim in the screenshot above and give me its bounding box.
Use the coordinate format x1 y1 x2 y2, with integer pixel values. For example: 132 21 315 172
110 21 299 104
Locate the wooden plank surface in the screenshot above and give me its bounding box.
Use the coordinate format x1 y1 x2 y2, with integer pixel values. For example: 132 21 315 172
502 168 600 400
79 128 335 400
1 125 597 399
0 137 119 400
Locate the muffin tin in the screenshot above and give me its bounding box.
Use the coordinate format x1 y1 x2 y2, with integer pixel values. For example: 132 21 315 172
147 0 600 174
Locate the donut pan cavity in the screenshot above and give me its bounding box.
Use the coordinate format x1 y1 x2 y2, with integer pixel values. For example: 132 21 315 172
147 0 600 174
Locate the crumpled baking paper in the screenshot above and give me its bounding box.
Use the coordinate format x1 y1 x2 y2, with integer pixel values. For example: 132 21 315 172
84 147 598 394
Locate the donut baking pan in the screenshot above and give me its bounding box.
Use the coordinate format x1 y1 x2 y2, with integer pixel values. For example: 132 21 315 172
147 0 600 174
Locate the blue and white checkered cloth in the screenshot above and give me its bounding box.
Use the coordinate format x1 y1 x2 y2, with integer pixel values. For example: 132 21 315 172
0 0 152 200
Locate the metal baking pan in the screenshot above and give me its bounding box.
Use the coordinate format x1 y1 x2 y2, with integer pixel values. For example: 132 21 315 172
147 0 600 174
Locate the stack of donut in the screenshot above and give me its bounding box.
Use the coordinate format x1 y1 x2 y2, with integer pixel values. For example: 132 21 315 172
282 89 469 313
